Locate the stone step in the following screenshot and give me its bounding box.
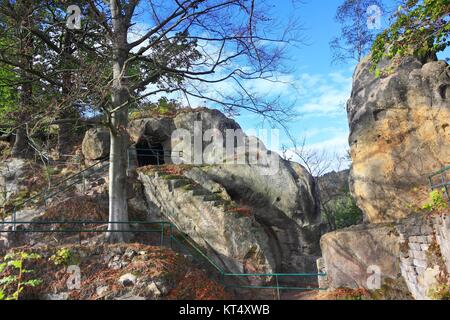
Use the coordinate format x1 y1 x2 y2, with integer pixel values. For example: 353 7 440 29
168 179 190 189
192 189 209 196
203 194 222 202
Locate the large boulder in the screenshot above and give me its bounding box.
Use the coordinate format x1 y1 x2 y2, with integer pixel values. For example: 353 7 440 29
135 108 324 276
0 158 28 209
320 223 401 290
80 108 324 276
82 128 110 161
347 57 450 223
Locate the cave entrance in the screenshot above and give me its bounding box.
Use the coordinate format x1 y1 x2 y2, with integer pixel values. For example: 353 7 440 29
136 140 165 166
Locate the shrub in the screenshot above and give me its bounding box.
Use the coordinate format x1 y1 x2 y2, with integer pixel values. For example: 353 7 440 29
323 194 363 230
49 248 72 266
421 189 448 212
0 251 42 300
129 97 182 120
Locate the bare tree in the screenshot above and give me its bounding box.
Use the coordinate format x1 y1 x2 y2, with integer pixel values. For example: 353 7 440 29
71 0 301 242
330 0 384 64
282 133 352 230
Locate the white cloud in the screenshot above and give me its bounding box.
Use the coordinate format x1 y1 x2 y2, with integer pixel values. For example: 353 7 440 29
295 71 352 117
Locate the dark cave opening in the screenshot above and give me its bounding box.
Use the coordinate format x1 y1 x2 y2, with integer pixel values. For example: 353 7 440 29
136 140 165 167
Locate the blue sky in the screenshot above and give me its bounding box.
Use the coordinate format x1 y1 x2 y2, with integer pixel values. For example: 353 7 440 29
133 0 448 173
235 0 393 172
228 0 448 173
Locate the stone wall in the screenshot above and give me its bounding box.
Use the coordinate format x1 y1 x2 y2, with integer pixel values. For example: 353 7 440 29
396 214 450 300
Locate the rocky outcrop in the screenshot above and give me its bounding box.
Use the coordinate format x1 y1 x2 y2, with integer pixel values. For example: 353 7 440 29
139 168 277 275
82 128 110 161
347 57 450 223
130 108 324 278
0 158 28 208
80 108 323 276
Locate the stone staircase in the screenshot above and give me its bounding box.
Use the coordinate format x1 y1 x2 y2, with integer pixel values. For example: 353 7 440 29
137 167 277 275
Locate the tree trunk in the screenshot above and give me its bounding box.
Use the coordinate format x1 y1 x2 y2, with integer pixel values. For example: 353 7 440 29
107 90 131 242
106 0 131 242
12 11 33 158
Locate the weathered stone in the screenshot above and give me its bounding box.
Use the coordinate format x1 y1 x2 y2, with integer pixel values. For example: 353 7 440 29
410 236 429 244
115 293 146 300
43 292 69 300
320 224 400 289
400 256 413 266
96 286 109 297
316 258 328 289
136 109 324 278
0 158 28 210
412 250 427 260
408 242 421 251
146 282 162 299
434 215 450 273
81 128 110 161
119 273 137 287
347 57 450 222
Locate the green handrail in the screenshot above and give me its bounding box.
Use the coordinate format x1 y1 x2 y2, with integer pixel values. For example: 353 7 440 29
429 165 450 204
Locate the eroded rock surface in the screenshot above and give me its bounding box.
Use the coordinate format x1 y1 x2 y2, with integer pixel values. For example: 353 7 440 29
347 57 450 222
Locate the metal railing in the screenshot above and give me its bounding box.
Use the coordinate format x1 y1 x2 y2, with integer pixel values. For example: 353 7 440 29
429 165 450 204
2 160 109 231
0 219 327 299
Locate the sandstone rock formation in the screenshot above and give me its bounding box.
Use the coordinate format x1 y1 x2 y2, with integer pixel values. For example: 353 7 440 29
116 108 325 277
320 223 401 289
82 128 110 161
0 158 28 208
347 57 450 223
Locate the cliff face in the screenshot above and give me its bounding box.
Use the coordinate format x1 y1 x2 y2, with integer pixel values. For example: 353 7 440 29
347 57 450 223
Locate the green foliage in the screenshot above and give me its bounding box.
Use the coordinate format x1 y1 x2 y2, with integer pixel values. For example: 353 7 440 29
129 97 182 120
49 248 72 266
334 195 364 229
323 194 364 230
371 0 450 69
421 189 448 212
429 283 450 300
0 62 18 125
0 251 42 300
